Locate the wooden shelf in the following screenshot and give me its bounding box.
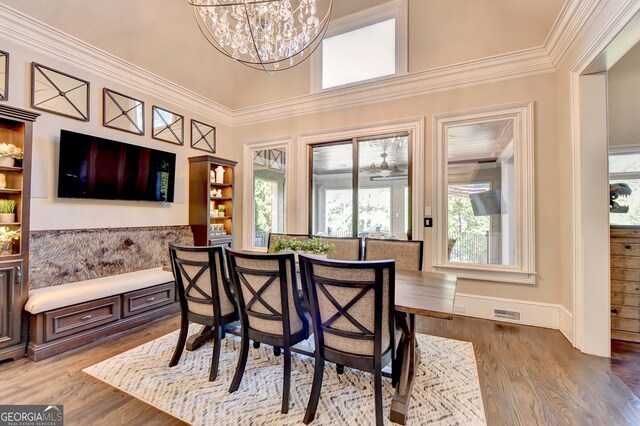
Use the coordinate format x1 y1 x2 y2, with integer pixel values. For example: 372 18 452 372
0 104 38 362
0 166 23 173
189 155 237 247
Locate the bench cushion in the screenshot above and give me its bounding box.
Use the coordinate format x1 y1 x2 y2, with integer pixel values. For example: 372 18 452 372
25 267 174 314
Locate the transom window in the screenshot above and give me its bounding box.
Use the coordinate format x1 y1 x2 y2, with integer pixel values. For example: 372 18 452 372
322 19 396 89
314 0 407 91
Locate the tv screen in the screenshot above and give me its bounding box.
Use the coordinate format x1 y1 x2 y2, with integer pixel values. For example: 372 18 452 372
469 189 501 216
58 130 176 202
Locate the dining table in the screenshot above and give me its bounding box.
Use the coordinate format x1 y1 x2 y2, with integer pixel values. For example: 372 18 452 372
390 269 457 424
183 268 457 425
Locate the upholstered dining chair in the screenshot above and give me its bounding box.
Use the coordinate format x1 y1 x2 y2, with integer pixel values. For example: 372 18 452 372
298 255 401 426
364 238 424 271
225 249 310 414
315 236 362 260
168 243 239 381
267 232 310 251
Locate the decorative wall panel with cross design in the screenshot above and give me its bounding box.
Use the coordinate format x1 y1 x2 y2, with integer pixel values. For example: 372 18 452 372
103 88 144 135
152 105 184 145
31 62 89 121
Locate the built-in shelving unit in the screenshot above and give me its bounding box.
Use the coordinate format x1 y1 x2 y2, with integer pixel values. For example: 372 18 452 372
189 155 237 247
0 104 38 362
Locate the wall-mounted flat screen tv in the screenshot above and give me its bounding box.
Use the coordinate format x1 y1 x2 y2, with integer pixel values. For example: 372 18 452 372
58 130 176 202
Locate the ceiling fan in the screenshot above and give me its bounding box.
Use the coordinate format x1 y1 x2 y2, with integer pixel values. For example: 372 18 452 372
362 150 404 177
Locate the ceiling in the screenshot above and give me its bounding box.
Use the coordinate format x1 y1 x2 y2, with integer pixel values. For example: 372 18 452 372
2 0 565 110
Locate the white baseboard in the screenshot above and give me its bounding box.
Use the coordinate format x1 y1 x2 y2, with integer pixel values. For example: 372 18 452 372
454 293 573 344
559 305 574 344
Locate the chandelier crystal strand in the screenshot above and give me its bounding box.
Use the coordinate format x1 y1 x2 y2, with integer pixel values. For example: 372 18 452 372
189 0 332 73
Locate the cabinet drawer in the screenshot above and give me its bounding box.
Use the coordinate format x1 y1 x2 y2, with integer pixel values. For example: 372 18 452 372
45 296 120 342
122 282 175 318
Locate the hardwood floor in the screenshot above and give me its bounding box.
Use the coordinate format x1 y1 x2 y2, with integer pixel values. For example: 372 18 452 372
0 315 186 426
1 315 639 425
419 316 640 425
612 339 640 398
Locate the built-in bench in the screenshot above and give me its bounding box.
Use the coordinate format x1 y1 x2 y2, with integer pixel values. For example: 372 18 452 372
25 225 192 361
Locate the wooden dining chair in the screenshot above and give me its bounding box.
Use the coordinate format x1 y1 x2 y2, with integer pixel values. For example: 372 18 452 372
314 236 362 260
225 248 310 414
267 232 310 251
299 255 401 426
364 238 424 271
168 243 238 381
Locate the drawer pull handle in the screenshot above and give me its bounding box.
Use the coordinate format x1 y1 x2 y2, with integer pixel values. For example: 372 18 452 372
146 297 156 302
81 314 93 321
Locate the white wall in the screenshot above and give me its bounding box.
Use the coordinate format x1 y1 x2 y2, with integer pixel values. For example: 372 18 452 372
609 41 640 147
0 37 238 231
235 71 564 306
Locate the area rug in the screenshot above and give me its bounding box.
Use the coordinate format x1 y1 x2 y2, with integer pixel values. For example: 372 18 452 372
83 325 486 425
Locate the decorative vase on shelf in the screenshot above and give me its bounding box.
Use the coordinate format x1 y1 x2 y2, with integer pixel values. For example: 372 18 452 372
215 166 225 183
0 240 12 255
0 157 15 167
0 213 14 223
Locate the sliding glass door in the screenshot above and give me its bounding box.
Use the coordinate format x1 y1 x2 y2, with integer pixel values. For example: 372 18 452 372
310 134 411 239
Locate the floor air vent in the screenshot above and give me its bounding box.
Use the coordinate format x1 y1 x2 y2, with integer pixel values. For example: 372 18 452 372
494 309 521 321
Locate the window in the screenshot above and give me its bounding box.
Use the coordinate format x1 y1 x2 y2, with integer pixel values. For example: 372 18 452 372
314 0 407 90
310 135 410 239
434 102 535 284
322 19 396 89
242 142 289 250
609 148 640 225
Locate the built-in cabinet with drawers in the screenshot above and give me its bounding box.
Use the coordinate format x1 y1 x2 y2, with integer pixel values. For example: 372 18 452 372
610 226 640 342
0 105 38 362
188 155 237 247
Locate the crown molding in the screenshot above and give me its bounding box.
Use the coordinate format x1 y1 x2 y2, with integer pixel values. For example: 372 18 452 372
544 0 606 68
233 47 553 126
0 1 607 128
0 4 233 126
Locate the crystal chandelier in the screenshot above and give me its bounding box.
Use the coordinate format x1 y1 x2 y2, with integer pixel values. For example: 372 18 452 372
189 0 333 73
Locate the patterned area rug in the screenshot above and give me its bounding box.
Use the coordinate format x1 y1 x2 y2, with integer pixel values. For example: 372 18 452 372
83 325 486 425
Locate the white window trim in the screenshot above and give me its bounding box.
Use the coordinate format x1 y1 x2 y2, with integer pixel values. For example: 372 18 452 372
242 136 293 251
433 101 536 284
311 0 408 92
296 116 425 244
609 144 640 180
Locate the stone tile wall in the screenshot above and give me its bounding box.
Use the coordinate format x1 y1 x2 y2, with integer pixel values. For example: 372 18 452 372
29 225 193 289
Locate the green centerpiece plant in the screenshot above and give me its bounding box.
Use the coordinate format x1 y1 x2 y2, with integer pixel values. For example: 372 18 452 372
268 236 334 256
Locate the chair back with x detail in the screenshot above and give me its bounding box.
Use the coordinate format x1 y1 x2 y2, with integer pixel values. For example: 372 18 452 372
225 248 310 414
168 243 238 382
299 255 399 426
364 238 424 271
